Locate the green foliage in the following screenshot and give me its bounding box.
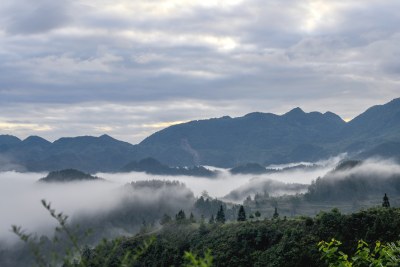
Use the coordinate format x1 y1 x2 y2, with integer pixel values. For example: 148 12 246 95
183 249 213 267
318 238 400 267
85 207 400 267
10 204 400 267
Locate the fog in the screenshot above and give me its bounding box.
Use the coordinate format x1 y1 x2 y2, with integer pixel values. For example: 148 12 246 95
326 158 400 179
0 154 356 245
0 157 346 245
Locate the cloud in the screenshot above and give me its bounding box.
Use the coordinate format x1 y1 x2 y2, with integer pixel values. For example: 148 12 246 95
2 0 72 35
0 0 399 142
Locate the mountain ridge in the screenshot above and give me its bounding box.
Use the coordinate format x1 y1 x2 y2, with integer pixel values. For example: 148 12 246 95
0 97 399 172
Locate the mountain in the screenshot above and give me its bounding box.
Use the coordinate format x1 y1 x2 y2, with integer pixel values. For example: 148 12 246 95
121 157 217 177
0 135 21 152
38 169 102 183
340 98 400 154
345 98 400 140
138 108 345 167
0 134 139 172
230 163 269 175
0 98 399 172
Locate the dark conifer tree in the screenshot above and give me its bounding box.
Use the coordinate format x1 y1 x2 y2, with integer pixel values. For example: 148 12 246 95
382 193 390 208
216 205 226 224
175 210 186 221
209 214 215 224
237 205 246 221
273 207 279 219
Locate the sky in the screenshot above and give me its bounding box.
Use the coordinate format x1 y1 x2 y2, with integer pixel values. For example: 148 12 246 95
0 0 399 144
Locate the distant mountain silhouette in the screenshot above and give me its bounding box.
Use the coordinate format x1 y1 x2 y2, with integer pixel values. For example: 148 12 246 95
0 134 139 172
0 98 400 172
138 107 345 167
121 157 217 177
38 169 102 183
230 163 269 175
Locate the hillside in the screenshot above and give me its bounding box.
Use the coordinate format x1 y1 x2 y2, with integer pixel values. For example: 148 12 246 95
80 207 400 267
138 108 345 167
38 169 102 183
121 157 217 177
0 98 400 171
138 98 400 167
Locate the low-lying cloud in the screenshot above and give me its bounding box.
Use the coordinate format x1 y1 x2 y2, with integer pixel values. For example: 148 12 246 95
2 156 400 245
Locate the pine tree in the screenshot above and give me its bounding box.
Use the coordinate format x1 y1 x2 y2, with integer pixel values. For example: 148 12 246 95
216 205 225 224
273 207 279 219
175 210 186 221
382 193 390 208
209 214 215 224
237 205 246 221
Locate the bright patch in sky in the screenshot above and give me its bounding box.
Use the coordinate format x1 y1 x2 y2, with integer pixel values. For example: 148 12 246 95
0 0 399 142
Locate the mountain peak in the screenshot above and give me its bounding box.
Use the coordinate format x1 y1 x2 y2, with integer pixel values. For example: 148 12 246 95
99 134 114 140
22 135 51 145
283 107 306 117
0 135 21 144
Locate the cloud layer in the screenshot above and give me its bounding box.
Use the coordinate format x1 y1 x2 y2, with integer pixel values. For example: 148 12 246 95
0 0 399 143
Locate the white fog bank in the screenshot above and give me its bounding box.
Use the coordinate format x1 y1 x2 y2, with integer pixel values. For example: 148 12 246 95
0 154 348 244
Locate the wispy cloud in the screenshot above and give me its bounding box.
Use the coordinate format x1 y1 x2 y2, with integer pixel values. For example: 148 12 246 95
0 0 399 142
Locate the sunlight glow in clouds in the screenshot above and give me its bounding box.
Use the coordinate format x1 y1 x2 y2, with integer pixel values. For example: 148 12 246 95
0 0 399 142
0 122 52 132
142 120 189 129
302 1 337 32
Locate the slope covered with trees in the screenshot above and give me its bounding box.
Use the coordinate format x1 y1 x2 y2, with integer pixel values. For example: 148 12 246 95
1 98 400 171
78 207 400 267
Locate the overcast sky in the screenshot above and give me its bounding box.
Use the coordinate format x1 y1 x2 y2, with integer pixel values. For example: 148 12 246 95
0 0 399 144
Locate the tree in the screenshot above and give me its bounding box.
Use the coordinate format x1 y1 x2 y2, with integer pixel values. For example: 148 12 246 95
383 193 390 208
237 205 246 221
190 212 196 223
318 239 400 266
160 213 172 225
184 249 213 267
255 210 261 218
198 215 208 235
216 205 225 224
209 215 215 224
176 210 186 221
273 207 279 219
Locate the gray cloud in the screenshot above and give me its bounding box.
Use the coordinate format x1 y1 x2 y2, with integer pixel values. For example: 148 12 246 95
0 0 399 142
2 0 72 34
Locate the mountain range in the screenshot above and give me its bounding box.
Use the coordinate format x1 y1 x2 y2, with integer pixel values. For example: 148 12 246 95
1 98 400 172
